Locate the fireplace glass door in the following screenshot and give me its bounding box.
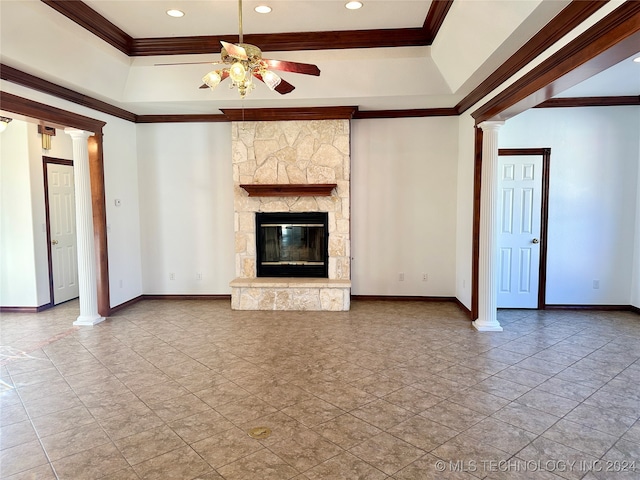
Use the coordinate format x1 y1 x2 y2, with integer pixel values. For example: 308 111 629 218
256 212 328 277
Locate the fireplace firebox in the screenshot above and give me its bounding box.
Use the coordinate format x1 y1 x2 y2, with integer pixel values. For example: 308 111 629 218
256 212 328 278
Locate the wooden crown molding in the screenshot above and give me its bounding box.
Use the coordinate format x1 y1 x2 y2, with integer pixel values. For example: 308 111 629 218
0 91 106 132
42 0 453 56
354 108 458 119
221 106 358 122
472 1 640 123
455 0 608 115
0 64 137 123
535 96 640 108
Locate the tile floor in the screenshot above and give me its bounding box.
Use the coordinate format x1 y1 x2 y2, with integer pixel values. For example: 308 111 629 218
1 299 639 479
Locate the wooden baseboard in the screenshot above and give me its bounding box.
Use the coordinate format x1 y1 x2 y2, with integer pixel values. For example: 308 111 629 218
109 295 143 315
544 304 636 312
142 294 232 301
630 305 640 315
350 295 457 302
0 304 52 313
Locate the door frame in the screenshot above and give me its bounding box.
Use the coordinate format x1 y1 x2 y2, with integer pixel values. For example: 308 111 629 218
43 156 75 308
498 148 550 309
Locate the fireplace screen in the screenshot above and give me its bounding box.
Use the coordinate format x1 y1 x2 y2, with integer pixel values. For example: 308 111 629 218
256 212 328 277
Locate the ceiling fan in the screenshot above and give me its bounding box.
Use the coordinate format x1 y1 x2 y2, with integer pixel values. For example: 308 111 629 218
157 0 320 98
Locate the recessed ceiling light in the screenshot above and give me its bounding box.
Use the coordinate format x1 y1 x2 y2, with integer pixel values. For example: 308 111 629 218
166 9 184 18
346 1 363 10
255 5 272 14
633 56 640 63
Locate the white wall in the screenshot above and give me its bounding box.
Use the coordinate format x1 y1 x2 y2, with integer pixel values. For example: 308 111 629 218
0 120 74 307
137 122 235 294
632 131 640 309
0 82 144 310
351 117 458 296
500 106 640 306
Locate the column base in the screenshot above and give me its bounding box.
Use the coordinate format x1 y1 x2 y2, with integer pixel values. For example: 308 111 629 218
74 315 105 326
472 320 503 332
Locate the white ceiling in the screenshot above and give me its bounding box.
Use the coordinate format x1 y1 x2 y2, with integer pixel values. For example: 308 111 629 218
0 0 638 116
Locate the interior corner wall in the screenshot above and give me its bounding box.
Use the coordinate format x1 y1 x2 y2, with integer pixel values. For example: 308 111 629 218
454 113 477 310
350 117 458 297
136 122 234 295
500 106 640 306
632 131 640 309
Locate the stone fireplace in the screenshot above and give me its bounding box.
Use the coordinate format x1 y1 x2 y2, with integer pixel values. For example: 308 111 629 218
230 119 351 311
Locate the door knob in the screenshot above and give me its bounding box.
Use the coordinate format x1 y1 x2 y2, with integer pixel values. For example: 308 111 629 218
532 238 539 244
51 239 58 245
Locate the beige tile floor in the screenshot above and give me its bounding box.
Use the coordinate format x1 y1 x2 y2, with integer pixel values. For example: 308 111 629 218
1 299 639 480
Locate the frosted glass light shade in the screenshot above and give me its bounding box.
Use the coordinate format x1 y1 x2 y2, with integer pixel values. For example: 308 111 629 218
202 71 222 89
262 70 281 90
229 62 247 82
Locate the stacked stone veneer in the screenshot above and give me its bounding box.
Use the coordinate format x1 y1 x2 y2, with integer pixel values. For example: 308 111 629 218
230 119 351 311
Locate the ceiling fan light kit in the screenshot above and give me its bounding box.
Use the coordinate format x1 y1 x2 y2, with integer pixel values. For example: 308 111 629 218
195 0 319 99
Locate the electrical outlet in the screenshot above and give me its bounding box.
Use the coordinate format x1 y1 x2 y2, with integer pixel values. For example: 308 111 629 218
593 280 600 289
196 273 202 280
399 272 405 281
169 273 175 281
422 273 428 281
119 279 123 288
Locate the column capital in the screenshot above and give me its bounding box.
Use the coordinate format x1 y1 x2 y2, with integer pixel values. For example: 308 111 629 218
64 128 94 140
478 120 505 132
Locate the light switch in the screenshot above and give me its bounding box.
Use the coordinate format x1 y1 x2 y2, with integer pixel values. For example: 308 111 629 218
114 199 121 207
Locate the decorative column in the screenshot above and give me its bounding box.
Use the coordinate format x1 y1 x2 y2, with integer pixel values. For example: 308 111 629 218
474 121 504 332
65 129 105 326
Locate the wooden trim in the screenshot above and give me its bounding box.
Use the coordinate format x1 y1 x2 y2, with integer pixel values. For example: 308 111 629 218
1 93 112 317
422 0 455 44
498 148 551 310
471 126 482 321
88 134 110 317
41 0 132 55
0 305 52 313
453 297 473 319
41 0 453 56
544 304 637 312
630 305 640 315
472 2 640 123
0 91 106 132
455 1 608 115
534 96 640 108
136 114 228 124
109 295 143 314
354 108 458 119
0 65 135 124
142 294 232 301
132 29 430 56
240 184 336 197
221 106 357 122
42 156 74 312
350 295 458 302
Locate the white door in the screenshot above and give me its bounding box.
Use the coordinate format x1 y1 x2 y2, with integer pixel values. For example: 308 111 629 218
47 163 79 304
497 155 542 308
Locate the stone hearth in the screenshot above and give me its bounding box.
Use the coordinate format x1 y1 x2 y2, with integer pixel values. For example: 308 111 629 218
231 119 351 311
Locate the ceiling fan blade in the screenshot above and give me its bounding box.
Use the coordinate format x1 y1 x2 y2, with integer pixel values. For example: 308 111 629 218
253 73 296 94
263 59 320 76
221 41 248 60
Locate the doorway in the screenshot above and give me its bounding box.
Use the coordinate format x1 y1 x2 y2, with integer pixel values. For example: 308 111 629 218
43 157 79 306
497 148 550 309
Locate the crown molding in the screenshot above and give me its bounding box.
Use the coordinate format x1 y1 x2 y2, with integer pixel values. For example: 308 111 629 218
221 106 358 121
534 95 640 108
472 1 640 123
41 0 453 56
455 0 608 115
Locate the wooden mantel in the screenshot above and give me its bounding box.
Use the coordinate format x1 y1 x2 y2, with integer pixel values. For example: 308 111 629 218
240 184 337 197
